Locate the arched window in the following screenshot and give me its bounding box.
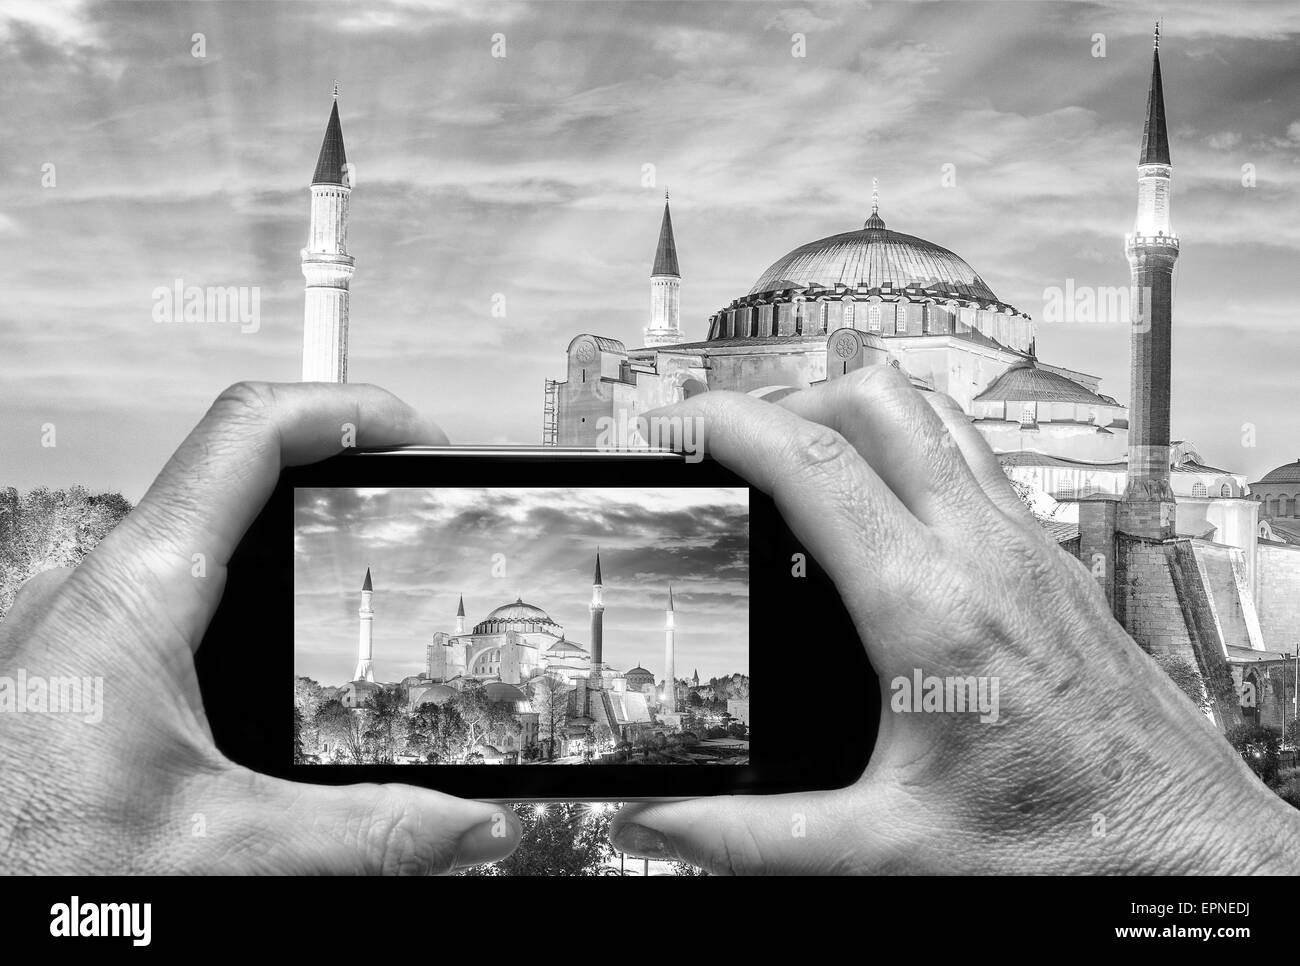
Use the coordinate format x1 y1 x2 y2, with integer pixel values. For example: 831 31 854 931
1192 482 1207 498
1058 478 1075 500
1220 483 1232 498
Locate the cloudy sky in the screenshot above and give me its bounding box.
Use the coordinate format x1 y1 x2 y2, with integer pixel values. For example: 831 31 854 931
293 486 749 685
3 0 1299 500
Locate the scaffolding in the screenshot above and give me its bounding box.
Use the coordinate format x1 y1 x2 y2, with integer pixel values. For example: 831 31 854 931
542 378 559 446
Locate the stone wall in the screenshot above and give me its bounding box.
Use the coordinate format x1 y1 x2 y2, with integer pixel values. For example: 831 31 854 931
1257 542 1300 654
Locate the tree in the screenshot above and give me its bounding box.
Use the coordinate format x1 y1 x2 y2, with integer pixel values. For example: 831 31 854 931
1225 724 1281 786
459 803 617 876
362 685 411 763
315 699 365 763
0 486 133 620
292 706 305 764
450 682 521 759
293 677 325 757
590 722 615 759
530 676 569 762
408 703 468 763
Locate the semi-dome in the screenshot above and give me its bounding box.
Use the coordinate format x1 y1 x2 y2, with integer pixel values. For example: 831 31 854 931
748 212 1000 302
1254 459 1300 485
414 684 458 707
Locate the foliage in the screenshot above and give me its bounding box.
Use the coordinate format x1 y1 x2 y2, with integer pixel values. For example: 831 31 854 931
458 803 617 876
0 486 133 620
1224 723 1281 786
1151 653 1210 712
530 675 569 761
1270 767 1300 810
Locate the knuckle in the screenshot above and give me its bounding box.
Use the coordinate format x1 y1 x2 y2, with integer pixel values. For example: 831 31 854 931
841 363 908 409
212 381 278 420
700 823 768 876
364 793 455 876
786 425 855 477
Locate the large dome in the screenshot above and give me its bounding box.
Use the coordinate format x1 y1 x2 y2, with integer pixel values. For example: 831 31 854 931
747 212 1000 302
484 599 552 622
1255 459 1300 485
473 598 561 635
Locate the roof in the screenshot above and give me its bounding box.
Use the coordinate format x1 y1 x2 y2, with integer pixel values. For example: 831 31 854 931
652 198 680 277
482 599 554 623
547 637 588 655
1226 646 1294 664
361 567 372 592
747 212 1000 302
1263 520 1300 545
483 683 527 704
998 451 1126 471
312 99 349 186
975 364 1116 406
1036 517 1080 544
1139 43 1171 166
1252 459 1300 486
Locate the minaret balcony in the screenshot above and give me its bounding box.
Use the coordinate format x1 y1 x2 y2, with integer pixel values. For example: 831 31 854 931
1125 232 1180 253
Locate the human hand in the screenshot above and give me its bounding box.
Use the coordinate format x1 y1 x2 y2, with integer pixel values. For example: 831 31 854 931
0 382 520 874
611 367 1300 874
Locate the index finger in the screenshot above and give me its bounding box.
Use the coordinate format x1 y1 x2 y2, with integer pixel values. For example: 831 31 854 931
78 381 447 652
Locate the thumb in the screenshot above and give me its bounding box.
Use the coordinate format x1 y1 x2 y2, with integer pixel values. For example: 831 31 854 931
610 786 894 875
178 770 521 875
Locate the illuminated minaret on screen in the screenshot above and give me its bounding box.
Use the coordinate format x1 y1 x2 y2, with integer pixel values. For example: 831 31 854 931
1121 23 1179 538
301 86 355 383
663 585 677 711
589 551 605 672
354 567 375 683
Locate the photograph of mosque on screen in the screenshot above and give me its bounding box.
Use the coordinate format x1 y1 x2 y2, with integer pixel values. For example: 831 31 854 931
292 487 751 765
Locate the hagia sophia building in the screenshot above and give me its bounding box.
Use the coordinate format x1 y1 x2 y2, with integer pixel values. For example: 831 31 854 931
299 28 1298 737
330 554 688 759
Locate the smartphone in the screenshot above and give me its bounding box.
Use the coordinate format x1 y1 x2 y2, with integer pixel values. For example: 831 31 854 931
197 447 878 800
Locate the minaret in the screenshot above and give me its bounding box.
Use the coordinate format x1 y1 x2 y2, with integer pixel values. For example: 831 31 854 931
354 567 375 682
455 594 466 635
663 585 676 711
643 192 682 348
589 550 605 677
1122 23 1179 538
301 87 355 383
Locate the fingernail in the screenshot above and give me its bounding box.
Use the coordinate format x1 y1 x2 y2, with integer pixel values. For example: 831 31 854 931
610 822 672 859
453 810 519 869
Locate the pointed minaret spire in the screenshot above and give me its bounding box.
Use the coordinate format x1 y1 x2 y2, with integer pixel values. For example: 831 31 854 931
593 548 603 585
668 583 674 611
1139 26 1170 166
312 99 350 187
652 195 680 277
644 195 683 347
454 592 466 635
361 566 372 592
301 94 356 383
